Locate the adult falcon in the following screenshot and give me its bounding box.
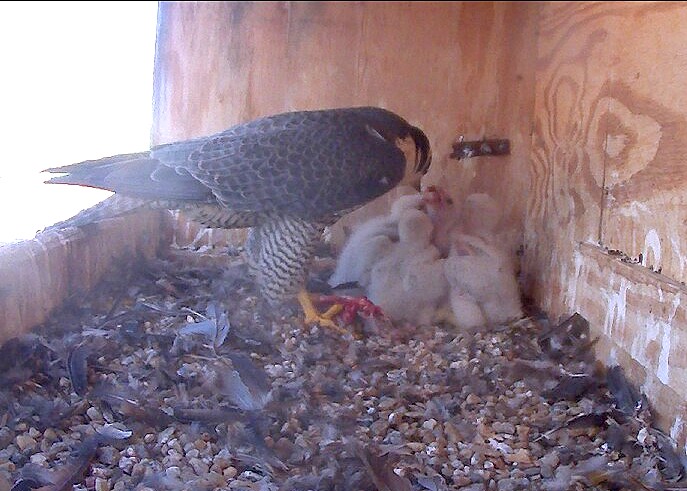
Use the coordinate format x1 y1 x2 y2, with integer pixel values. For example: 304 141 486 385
44 106 432 329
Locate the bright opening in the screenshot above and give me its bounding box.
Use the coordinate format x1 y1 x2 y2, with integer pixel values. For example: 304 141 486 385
0 1 159 245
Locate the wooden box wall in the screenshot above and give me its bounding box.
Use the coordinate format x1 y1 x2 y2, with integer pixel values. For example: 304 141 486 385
524 2 687 444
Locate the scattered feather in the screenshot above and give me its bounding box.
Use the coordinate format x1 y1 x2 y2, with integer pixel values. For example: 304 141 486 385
29 435 101 491
218 368 269 411
90 383 175 428
13 464 54 490
606 365 643 416
172 406 243 424
95 423 133 440
66 344 90 397
11 479 42 491
228 352 272 398
173 302 230 354
355 443 413 491
542 373 595 402
654 429 686 482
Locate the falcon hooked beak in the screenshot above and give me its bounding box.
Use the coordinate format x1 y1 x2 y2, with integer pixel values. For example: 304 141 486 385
396 126 432 191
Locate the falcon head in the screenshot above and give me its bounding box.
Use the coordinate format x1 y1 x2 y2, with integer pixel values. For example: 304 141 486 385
396 125 432 191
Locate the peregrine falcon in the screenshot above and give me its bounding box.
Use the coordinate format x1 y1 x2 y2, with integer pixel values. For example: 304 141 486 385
44 106 432 329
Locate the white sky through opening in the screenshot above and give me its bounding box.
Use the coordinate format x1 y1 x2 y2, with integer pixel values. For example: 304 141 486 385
0 1 158 245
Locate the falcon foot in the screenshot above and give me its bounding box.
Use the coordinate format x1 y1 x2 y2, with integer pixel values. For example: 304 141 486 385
297 291 347 334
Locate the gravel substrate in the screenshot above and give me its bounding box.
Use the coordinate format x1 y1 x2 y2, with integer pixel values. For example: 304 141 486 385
0 248 685 491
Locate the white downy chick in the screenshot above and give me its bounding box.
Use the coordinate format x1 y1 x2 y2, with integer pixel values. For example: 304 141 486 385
444 234 522 327
367 208 449 325
328 191 425 289
447 291 487 330
422 185 461 257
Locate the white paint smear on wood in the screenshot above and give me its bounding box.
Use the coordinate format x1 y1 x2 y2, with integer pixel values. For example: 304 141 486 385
643 228 662 268
603 277 629 337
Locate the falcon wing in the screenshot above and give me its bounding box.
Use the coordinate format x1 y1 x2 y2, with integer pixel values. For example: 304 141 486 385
152 108 408 219
45 107 427 221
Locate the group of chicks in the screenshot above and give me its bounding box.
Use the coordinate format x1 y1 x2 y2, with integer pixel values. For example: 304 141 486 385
327 185 523 329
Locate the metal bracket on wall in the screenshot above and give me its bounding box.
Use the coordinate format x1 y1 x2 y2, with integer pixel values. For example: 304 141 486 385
450 138 510 160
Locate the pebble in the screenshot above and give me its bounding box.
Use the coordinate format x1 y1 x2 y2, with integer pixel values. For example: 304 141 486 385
462 484 487 491
118 456 136 473
213 453 232 470
189 457 209 476
15 434 37 452
407 441 425 452
452 475 472 486
0 428 12 449
95 477 110 491
492 422 516 434
422 418 437 431
497 477 530 491
98 446 120 465
538 450 559 478
158 427 175 444
466 393 482 404
43 428 58 442
504 448 532 465
0 475 11 491
87 407 102 421
29 453 48 465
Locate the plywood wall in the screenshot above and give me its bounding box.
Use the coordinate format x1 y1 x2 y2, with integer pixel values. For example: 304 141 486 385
524 2 687 446
152 1 538 250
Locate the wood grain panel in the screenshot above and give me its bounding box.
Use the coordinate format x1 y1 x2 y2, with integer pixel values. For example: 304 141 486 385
524 1 613 315
525 1 687 446
598 4 687 281
152 2 538 252
526 1 687 307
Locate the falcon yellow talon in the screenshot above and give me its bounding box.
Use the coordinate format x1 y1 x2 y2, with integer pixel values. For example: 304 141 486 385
298 290 347 333
321 304 344 319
